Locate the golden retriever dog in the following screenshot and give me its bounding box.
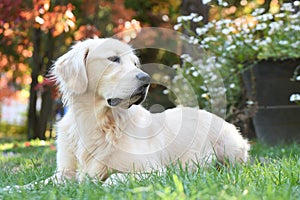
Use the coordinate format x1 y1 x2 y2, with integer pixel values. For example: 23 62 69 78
51 38 250 182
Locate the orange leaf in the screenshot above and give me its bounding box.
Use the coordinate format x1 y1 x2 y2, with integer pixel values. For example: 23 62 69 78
52 22 64 37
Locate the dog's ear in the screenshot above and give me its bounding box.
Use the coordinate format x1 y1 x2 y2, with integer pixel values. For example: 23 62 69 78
53 42 89 95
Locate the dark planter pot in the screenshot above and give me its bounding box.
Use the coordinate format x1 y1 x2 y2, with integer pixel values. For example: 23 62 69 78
243 59 300 145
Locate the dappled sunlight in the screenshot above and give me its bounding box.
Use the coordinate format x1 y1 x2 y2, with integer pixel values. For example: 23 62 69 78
0 139 56 152
115 19 142 42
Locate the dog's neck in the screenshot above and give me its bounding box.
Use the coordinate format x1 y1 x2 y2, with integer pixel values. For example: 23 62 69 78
69 94 128 145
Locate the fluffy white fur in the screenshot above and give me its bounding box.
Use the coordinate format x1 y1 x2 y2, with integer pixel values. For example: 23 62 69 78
51 38 250 182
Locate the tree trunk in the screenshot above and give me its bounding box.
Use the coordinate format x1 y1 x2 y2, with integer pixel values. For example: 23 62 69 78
38 86 53 140
27 76 38 139
27 28 42 139
37 33 56 140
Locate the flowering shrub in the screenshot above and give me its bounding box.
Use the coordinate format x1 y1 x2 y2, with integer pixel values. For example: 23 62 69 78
171 2 300 121
176 2 300 66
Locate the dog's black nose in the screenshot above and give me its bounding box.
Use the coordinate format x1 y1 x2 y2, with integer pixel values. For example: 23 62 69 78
136 73 151 84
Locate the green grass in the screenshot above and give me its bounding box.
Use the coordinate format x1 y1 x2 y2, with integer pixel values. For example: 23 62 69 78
0 140 299 200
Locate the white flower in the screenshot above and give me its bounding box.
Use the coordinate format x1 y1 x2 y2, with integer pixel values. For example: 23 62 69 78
216 19 231 27
177 16 184 23
217 0 228 7
229 83 235 88
200 44 209 49
180 54 193 62
203 36 217 43
252 8 265 16
193 16 203 22
215 62 222 68
202 0 212 4
259 40 267 46
294 1 300 6
183 15 193 21
192 38 199 44
199 85 207 90
259 38 272 46
246 100 254 105
269 21 281 32
226 45 236 51
190 13 198 18
252 46 259 51
173 23 182 30
192 71 199 77
289 13 300 20
236 41 243 46
241 27 250 34
291 25 300 31
256 13 273 21
221 28 230 35
162 90 169 94
279 40 288 45
177 15 193 23
290 94 300 102
291 41 300 48
201 93 209 99
275 13 285 18
189 36 195 43
256 23 267 30
245 39 253 43
265 37 272 43
196 27 208 36
281 3 295 12
264 14 273 20
172 64 180 69
205 22 214 29
210 74 217 81
215 20 223 27
188 37 199 45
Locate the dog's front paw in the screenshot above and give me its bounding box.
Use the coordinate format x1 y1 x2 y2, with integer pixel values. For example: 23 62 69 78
46 170 77 184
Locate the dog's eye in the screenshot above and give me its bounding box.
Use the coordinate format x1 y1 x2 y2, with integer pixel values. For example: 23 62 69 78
134 61 141 68
108 56 120 63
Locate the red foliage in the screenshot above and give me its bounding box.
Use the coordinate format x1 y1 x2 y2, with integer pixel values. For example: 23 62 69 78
108 0 136 22
0 0 78 102
0 0 23 22
50 145 56 151
19 1 77 37
34 78 59 99
24 141 31 147
74 25 101 40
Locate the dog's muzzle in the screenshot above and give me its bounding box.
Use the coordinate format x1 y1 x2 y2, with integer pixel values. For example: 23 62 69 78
129 84 149 105
107 83 150 108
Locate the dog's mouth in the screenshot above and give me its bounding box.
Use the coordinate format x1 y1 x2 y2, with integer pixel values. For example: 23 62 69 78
107 84 149 108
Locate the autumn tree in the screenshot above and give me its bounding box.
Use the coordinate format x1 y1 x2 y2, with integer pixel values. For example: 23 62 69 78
1 0 173 139
0 0 139 139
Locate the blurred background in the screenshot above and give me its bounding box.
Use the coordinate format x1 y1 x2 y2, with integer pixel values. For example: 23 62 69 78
0 0 299 144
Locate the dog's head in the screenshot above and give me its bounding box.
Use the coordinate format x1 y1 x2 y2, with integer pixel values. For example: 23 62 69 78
52 38 150 109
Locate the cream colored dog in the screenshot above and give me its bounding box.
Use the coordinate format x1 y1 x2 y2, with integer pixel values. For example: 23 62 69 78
51 38 250 182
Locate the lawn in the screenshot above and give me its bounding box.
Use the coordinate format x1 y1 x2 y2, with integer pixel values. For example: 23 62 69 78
0 139 299 200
